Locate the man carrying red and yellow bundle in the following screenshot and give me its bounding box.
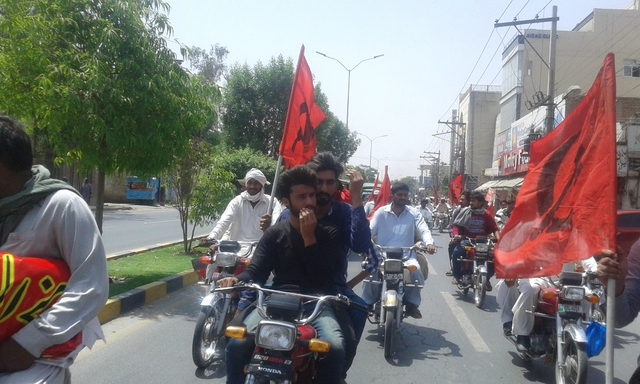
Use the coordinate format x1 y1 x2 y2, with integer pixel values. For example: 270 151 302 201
0 116 108 383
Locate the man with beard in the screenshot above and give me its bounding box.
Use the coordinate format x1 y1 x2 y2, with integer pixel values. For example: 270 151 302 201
446 190 471 277
363 183 437 318
277 152 376 381
218 165 345 384
203 168 282 244
450 191 500 290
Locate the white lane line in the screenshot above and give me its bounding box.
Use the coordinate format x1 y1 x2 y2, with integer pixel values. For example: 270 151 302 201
441 291 490 353
427 259 437 275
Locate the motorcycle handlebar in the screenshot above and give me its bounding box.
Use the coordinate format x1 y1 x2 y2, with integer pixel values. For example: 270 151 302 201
213 283 361 323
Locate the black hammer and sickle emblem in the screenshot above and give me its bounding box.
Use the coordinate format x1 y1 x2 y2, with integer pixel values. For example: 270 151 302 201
291 102 315 153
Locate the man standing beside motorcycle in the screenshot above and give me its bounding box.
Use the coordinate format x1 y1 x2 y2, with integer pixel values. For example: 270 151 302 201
450 191 500 290
218 165 346 384
363 182 437 319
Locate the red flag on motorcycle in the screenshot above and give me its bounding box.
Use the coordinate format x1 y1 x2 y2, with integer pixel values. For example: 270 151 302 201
368 166 391 219
279 45 327 168
449 174 464 205
495 53 617 278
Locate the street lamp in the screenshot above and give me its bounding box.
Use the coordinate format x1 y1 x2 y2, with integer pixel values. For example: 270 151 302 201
316 51 384 130
357 133 388 169
371 156 389 174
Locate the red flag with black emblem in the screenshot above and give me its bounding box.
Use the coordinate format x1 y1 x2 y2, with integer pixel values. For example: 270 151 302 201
495 53 617 278
368 166 391 219
449 174 464 205
279 45 327 168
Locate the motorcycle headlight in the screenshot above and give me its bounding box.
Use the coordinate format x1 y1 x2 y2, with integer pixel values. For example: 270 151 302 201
255 321 297 351
475 244 489 253
215 252 236 267
384 259 403 274
561 286 585 301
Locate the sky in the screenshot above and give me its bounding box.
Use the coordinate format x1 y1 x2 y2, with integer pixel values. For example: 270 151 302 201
164 0 634 181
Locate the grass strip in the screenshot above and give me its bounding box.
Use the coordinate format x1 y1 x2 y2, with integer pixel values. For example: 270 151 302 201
108 245 201 297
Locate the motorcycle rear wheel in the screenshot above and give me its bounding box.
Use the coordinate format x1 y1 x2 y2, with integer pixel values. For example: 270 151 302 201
384 307 396 358
192 307 222 368
474 273 487 308
555 334 588 384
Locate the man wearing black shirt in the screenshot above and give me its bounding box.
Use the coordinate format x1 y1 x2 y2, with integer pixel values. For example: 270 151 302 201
219 165 345 384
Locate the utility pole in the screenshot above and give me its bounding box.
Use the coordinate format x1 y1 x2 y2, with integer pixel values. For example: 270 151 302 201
422 150 441 193
438 111 466 190
495 6 559 134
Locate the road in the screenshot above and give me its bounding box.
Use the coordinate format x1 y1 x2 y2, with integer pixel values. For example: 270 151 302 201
71 228 640 383
100 205 215 255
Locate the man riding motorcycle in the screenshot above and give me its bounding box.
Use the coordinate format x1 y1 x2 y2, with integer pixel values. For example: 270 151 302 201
362 183 436 319
218 165 346 384
202 168 281 245
511 258 598 352
450 191 500 291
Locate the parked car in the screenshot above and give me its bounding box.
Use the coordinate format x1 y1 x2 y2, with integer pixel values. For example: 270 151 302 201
617 210 640 256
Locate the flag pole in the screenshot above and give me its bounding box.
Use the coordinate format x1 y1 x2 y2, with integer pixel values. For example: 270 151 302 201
267 155 284 216
605 270 615 383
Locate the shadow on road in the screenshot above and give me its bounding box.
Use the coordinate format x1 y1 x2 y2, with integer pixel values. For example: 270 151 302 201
364 323 462 367
195 360 226 380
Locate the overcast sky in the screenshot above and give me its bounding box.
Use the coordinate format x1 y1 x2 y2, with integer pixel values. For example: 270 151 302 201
164 0 634 180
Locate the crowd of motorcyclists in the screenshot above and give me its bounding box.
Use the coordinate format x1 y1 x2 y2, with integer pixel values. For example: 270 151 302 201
195 156 637 384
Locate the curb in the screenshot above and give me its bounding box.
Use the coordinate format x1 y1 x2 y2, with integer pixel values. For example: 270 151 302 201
99 236 207 324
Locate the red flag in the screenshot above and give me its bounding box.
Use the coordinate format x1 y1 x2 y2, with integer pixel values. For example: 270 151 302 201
368 166 391 219
449 174 464 205
433 185 439 203
279 45 326 168
495 53 617 278
367 174 380 203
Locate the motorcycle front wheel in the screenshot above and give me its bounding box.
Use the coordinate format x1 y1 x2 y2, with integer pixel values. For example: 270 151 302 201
474 272 487 309
192 306 222 368
555 334 588 384
383 307 396 358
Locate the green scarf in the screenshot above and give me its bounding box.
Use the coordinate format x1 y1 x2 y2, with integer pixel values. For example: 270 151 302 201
0 165 80 246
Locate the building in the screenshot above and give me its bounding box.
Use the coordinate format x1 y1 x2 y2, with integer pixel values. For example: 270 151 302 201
457 85 501 189
500 7 640 132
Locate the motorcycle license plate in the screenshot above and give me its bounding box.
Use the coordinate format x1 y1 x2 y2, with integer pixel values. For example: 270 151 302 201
558 304 581 313
384 273 403 280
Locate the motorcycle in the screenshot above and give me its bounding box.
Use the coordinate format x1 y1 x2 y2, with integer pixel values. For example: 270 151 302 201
435 211 450 233
191 240 257 368
364 245 424 357
504 271 602 384
455 236 494 308
220 283 367 383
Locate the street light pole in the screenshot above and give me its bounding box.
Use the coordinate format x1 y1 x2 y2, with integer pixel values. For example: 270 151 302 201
316 51 384 130
357 133 388 169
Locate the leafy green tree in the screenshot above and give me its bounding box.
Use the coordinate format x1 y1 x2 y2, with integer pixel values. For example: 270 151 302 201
352 165 378 183
0 0 216 231
214 147 279 195
167 140 235 253
221 56 359 162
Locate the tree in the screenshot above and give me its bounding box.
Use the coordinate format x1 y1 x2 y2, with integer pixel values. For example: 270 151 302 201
221 55 359 162
167 139 235 253
214 147 279 195
0 0 217 231
352 165 378 183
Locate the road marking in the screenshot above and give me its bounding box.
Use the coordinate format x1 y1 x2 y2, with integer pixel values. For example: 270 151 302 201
427 259 437 275
441 291 490 353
